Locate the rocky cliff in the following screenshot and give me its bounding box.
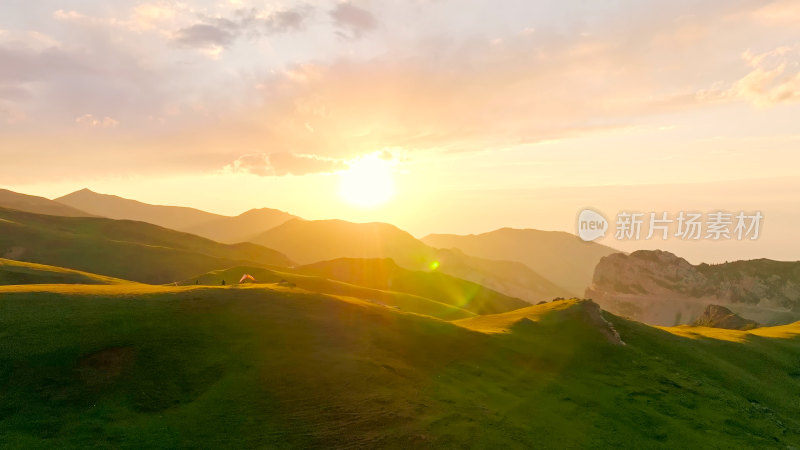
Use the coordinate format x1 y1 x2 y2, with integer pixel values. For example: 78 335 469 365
691 304 759 330
585 250 800 326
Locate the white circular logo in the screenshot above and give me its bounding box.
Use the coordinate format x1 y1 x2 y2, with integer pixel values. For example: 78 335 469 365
577 208 608 241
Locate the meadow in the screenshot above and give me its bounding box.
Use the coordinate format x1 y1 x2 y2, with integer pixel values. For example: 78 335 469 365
2 284 799 448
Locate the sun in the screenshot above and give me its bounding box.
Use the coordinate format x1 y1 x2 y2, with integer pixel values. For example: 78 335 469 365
339 153 395 207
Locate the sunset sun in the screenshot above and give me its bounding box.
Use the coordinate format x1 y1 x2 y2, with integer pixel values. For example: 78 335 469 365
339 153 395 207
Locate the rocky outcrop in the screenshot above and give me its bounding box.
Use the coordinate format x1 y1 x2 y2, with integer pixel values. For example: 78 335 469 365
692 305 759 330
586 250 800 326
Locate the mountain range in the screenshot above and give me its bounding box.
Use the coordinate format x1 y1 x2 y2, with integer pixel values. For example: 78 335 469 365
252 218 572 302
56 188 297 243
0 206 291 284
0 188 93 217
0 187 619 302
423 228 619 296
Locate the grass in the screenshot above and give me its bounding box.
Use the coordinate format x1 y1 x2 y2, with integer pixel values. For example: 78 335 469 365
296 258 530 315
1 286 800 448
0 258 132 285
181 265 476 320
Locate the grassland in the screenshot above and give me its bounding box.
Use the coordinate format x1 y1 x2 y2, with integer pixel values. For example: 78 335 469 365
181 265 476 320
1 285 799 448
296 258 530 315
0 259 132 285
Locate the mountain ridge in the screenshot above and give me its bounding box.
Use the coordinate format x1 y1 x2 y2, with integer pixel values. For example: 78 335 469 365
252 218 571 303
0 188 94 217
56 188 296 243
422 227 619 296
0 206 292 284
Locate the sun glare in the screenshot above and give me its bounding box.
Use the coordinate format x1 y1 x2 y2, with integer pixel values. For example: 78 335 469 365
339 153 395 207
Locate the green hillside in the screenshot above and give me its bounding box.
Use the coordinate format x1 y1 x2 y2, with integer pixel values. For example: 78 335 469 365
297 258 530 315
1 285 799 448
0 258 131 285
181 266 475 320
0 207 291 284
251 219 570 302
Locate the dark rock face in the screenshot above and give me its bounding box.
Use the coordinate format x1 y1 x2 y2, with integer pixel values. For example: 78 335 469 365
692 304 759 330
586 250 800 326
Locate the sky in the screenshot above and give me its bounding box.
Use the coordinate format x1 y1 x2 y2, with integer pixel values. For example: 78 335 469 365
1 0 799 263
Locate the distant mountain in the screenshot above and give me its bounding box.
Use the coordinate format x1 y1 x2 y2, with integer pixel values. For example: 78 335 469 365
252 219 430 267
251 219 570 302
692 304 760 330
183 208 297 244
56 188 296 243
296 258 530 315
422 228 619 296
56 188 223 230
586 250 800 326
0 206 292 284
0 188 93 217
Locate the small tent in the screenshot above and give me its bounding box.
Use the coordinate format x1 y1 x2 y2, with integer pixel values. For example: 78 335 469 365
238 274 256 284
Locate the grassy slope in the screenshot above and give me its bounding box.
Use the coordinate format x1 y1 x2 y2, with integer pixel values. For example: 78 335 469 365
296 258 530 315
0 259 131 285
0 207 291 284
1 286 799 448
181 266 475 320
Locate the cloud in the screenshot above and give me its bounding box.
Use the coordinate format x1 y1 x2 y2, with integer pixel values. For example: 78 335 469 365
733 45 800 107
2 0 798 183
225 152 346 176
173 6 314 49
330 3 377 39
174 23 236 48
264 8 313 33
54 4 182 32
75 114 119 128
750 0 800 25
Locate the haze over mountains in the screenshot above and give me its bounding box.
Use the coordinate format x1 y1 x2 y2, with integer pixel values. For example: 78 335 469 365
253 218 572 302
423 228 618 296
57 188 297 244
0 186 611 302
4 184 799 330
0 189 93 218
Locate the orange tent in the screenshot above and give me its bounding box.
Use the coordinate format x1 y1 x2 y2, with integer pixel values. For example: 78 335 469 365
238 274 256 283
